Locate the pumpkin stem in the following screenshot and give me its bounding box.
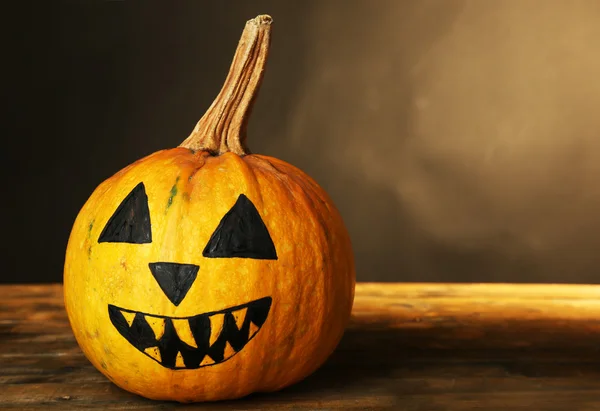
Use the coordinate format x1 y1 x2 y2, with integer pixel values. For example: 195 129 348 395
179 14 272 156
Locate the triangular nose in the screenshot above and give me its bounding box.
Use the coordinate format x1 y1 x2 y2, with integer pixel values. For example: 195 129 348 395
148 262 199 306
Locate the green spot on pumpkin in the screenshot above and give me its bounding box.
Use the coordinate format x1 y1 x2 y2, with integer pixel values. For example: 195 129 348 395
87 245 92 259
166 176 180 211
87 220 94 237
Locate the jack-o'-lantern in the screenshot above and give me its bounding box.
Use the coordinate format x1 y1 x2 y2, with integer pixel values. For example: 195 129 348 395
63 15 355 403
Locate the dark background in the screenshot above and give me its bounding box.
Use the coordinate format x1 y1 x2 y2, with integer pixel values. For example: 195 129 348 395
4 0 600 284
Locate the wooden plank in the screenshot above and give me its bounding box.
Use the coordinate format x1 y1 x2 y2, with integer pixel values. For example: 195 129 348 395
351 283 600 349
4 283 600 409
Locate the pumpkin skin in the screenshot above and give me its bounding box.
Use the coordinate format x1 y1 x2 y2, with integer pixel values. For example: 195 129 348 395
64 149 355 401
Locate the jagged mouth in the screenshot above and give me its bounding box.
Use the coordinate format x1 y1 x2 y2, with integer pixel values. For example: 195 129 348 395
107 296 272 370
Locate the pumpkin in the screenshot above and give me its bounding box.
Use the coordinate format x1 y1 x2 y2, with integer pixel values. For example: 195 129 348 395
63 15 355 403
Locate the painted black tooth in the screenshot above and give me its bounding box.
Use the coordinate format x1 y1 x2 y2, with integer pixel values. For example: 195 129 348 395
108 306 157 350
224 311 248 352
178 345 205 368
130 313 158 350
108 305 128 336
206 338 226 363
157 319 179 368
247 297 272 327
188 314 211 352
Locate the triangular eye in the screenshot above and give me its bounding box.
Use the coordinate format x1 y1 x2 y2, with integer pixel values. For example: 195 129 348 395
203 194 277 259
98 182 152 244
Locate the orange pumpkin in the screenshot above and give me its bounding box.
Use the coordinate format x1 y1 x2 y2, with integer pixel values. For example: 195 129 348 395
63 15 355 402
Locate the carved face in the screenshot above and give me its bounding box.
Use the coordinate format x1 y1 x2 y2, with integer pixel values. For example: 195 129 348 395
64 149 355 402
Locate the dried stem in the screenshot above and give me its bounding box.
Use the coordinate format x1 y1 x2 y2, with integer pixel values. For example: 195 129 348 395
179 15 272 156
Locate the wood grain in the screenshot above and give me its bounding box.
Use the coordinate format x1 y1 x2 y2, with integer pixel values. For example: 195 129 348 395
4 283 600 409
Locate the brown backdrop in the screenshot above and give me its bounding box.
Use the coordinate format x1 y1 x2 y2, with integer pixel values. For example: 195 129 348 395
4 0 600 283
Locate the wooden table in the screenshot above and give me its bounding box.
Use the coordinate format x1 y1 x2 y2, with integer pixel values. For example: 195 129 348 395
4 283 600 410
